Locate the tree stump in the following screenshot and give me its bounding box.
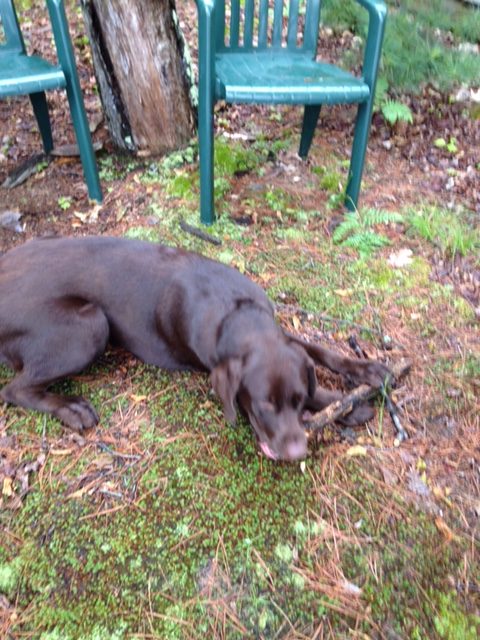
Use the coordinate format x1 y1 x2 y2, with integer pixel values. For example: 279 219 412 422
80 0 195 154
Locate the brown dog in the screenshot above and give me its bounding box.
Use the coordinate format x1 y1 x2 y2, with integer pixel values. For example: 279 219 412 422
0 237 391 460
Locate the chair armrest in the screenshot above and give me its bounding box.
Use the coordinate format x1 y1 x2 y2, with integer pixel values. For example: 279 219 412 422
195 0 217 96
354 0 387 20
195 0 216 10
353 0 387 88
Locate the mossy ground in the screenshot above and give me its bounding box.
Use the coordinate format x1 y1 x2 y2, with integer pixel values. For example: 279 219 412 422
1 130 479 638
1 2 480 638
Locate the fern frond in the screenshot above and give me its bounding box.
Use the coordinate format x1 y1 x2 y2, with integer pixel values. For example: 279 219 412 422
381 100 413 125
332 212 361 243
342 231 391 256
363 209 403 227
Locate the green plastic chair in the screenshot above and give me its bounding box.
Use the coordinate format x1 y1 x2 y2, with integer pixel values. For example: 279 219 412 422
195 0 386 224
0 0 102 201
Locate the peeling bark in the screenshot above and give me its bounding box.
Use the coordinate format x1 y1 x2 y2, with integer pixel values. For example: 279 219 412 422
80 0 195 154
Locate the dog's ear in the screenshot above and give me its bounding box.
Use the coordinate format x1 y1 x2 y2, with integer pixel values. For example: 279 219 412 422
210 357 243 424
306 360 316 398
288 338 317 399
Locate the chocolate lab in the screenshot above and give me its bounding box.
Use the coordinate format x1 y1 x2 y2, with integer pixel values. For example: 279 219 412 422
0 237 391 460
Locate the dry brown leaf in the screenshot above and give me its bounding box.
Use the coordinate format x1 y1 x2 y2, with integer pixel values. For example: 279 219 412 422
435 517 459 543
346 445 367 457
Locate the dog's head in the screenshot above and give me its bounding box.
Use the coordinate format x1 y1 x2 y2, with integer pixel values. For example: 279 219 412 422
211 338 315 461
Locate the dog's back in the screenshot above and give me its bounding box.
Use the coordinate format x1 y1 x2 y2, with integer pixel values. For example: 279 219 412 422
0 236 273 369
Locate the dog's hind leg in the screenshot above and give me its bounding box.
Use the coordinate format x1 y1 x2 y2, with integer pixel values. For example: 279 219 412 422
0 299 109 431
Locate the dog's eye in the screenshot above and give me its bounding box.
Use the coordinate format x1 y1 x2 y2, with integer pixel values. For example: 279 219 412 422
259 401 276 414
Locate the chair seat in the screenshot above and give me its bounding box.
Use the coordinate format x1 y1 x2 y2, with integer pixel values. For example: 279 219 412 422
214 51 370 105
0 52 66 97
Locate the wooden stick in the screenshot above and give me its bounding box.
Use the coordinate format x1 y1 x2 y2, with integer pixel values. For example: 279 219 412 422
179 220 221 245
305 358 412 433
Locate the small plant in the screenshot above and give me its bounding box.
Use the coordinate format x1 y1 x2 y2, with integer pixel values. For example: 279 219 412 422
161 144 196 174
333 208 403 257
314 166 344 193
407 207 479 257
36 160 49 173
57 196 72 210
265 187 290 213
434 137 458 154
374 78 413 127
381 99 414 126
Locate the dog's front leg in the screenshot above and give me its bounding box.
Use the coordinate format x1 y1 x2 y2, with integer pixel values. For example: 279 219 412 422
1 378 99 431
287 334 392 387
304 387 375 427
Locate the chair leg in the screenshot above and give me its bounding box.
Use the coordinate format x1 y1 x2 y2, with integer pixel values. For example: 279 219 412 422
30 92 53 154
64 83 102 202
198 92 215 225
298 104 321 159
345 99 373 211
46 0 102 201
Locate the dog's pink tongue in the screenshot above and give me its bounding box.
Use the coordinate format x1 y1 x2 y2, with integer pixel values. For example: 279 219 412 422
259 442 277 460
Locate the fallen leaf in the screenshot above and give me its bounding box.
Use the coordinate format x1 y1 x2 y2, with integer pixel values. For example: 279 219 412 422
88 204 101 223
435 517 459 542
73 211 89 223
2 477 13 497
91 453 114 470
67 486 92 500
346 445 367 457
387 248 413 268
131 394 147 403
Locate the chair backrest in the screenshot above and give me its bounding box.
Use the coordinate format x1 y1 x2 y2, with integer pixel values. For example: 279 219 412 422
215 0 322 54
0 0 25 53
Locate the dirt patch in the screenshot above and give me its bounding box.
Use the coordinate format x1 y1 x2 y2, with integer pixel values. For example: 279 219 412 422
1 3 479 257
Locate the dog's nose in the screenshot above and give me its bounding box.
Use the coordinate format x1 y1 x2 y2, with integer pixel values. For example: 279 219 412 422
285 434 307 461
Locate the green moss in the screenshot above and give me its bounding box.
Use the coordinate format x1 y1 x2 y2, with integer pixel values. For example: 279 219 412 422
319 170 344 193
434 592 480 640
214 138 260 178
165 172 197 200
0 559 20 596
124 227 162 243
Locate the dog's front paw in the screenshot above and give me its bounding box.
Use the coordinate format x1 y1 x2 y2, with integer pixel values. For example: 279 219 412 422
351 361 393 388
337 403 375 427
55 397 99 432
